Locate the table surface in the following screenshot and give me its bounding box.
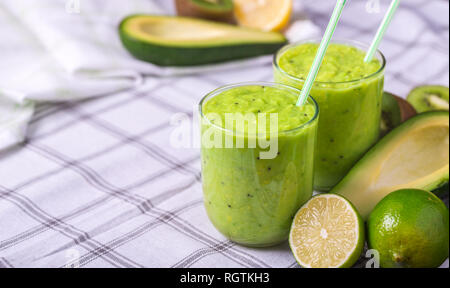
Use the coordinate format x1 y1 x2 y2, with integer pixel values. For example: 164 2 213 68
0 0 448 268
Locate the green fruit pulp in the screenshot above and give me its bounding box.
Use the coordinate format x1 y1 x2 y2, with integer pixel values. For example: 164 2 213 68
332 111 449 219
119 15 287 66
407 85 449 113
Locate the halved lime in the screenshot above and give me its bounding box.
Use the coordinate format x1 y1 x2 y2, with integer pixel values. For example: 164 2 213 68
289 194 365 268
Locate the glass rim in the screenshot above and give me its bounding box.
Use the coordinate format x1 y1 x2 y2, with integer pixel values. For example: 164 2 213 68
273 38 387 86
198 81 319 136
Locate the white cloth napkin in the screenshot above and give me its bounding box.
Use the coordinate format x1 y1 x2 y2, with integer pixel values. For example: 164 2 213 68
0 0 319 151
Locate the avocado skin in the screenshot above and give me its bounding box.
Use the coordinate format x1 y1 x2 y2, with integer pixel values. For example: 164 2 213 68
119 16 287 67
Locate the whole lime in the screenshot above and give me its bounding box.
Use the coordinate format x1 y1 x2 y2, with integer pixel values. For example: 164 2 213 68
367 189 449 268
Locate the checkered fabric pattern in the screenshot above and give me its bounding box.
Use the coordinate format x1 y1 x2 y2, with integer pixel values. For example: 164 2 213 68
0 0 448 268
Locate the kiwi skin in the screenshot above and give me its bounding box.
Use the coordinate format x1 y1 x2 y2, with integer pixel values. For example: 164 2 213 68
175 0 235 24
407 85 449 113
380 92 417 137
396 95 417 122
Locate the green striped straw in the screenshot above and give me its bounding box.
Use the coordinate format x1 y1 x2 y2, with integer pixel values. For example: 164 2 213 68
297 0 347 106
364 0 401 63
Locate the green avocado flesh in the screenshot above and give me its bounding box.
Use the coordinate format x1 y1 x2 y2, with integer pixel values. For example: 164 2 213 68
119 15 287 66
332 111 449 219
407 85 449 113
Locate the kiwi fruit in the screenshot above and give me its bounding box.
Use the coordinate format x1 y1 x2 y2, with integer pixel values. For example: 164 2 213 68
175 0 235 23
407 85 449 113
380 92 417 137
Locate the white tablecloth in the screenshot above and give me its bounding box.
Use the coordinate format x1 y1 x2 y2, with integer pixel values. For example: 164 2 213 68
0 0 448 268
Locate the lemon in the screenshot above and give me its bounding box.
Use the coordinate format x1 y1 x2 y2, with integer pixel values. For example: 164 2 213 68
367 189 449 268
234 0 293 32
289 194 365 268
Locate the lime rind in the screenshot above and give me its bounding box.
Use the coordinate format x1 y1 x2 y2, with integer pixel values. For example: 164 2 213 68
367 189 449 268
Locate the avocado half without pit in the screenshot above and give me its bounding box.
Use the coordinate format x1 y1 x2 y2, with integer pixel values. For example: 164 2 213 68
119 15 287 67
332 111 449 219
175 0 235 23
407 85 449 113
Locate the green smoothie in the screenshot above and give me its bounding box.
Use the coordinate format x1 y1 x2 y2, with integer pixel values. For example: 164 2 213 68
200 83 319 247
274 41 385 191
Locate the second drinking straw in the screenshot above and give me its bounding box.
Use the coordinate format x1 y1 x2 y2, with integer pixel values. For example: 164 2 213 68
296 0 347 106
364 0 401 63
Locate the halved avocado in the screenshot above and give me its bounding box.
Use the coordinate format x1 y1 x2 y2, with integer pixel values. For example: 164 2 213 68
175 0 235 23
332 111 449 219
119 15 287 66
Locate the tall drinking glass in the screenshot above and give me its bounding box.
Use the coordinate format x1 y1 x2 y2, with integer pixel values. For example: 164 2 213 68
274 39 386 191
200 82 319 247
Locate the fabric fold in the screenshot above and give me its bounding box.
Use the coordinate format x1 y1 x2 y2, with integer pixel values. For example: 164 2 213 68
0 0 319 151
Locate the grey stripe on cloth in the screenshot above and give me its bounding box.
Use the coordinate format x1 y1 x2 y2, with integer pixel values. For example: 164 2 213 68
1 82 193 252
23 142 271 268
172 241 237 268
66 200 204 268
0 257 13 268
67 109 201 179
56 101 272 267
0 0 448 268
14 122 170 192
0 185 141 268
29 80 173 129
0 156 198 251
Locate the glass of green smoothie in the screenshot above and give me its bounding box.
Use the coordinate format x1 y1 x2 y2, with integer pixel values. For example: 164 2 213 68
200 82 319 247
274 39 386 191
